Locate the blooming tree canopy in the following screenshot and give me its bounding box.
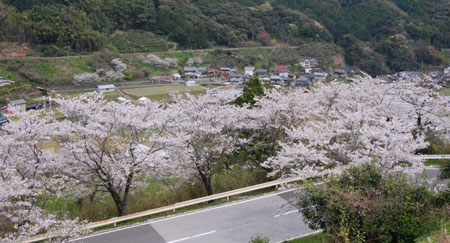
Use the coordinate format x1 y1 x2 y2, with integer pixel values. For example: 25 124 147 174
0 112 88 242
166 93 253 195
54 94 173 216
260 77 447 179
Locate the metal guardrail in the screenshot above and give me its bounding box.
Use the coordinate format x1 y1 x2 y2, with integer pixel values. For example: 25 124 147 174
417 155 450 159
24 175 307 242
23 154 450 242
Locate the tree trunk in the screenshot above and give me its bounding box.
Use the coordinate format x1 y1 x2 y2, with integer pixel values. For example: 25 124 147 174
108 186 127 216
199 171 213 196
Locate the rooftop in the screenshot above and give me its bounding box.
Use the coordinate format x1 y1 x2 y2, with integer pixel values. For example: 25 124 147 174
9 99 26 105
98 84 116 89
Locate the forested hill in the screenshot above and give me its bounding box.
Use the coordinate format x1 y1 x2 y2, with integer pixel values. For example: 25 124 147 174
0 0 449 75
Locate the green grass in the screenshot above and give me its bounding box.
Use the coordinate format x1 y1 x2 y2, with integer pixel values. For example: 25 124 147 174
68 58 93 73
122 85 207 100
57 89 96 98
415 223 449 243
111 30 170 53
439 88 450 96
285 232 325 243
0 63 26 83
424 159 449 166
34 62 58 78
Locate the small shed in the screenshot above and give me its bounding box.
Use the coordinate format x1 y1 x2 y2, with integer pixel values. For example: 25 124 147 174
8 99 27 113
97 84 116 93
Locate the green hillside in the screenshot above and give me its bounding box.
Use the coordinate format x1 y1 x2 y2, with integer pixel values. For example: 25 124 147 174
0 0 448 76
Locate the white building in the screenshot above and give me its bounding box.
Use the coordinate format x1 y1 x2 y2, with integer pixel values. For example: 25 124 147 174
138 97 151 104
117 97 129 103
244 67 255 76
96 84 116 93
299 58 318 69
172 73 182 80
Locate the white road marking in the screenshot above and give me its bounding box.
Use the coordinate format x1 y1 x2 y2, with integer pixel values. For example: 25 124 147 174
274 209 299 218
166 230 216 243
72 189 299 241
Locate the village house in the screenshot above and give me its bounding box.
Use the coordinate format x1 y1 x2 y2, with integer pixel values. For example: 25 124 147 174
244 67 255 76
229 74 242 82
270 75 283 83
220 67 231 77
333 69 347 78
197 67 207 75
207 68 217 75
274 65 289 78
184 66 200 79
313 72 327 81
184 66 197 74
8 99 27 113
96 84 116 93
255 69 268 76
292 76 312 88
299 58 318 69
172 73 182 80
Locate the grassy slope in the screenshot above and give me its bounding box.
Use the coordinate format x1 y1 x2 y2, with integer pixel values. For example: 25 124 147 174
1 43 342 87
439 88 450 96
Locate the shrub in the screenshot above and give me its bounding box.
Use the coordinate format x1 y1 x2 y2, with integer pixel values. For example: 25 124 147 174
298 165 448 243
249 235 270 243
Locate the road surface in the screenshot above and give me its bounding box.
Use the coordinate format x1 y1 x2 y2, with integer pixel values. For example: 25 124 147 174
71 161 446 243
73 189 316 243
417 155 450 159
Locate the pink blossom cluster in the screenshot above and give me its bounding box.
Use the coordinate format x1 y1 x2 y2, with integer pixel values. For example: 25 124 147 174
0 75 448 241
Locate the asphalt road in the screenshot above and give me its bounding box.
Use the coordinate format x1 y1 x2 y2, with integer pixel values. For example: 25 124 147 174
73 190 316 243
71 163 445 243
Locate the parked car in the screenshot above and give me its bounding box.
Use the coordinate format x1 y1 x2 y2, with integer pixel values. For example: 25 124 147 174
0 117 9 126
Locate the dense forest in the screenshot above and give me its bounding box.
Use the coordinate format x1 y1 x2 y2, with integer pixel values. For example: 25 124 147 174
0 0 449 75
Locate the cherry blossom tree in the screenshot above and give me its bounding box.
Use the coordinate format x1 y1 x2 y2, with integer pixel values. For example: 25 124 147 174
166 93 253 195
0 111 89 242
260 77 441 179
389 76 450 138
54 93 173 216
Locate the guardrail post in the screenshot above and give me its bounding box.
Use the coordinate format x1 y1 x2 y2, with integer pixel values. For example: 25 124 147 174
226 196 229 201
114 222 116 227
173 209 176 212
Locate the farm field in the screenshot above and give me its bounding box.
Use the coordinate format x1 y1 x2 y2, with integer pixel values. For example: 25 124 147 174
122 85 207 101
439 88 450 96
